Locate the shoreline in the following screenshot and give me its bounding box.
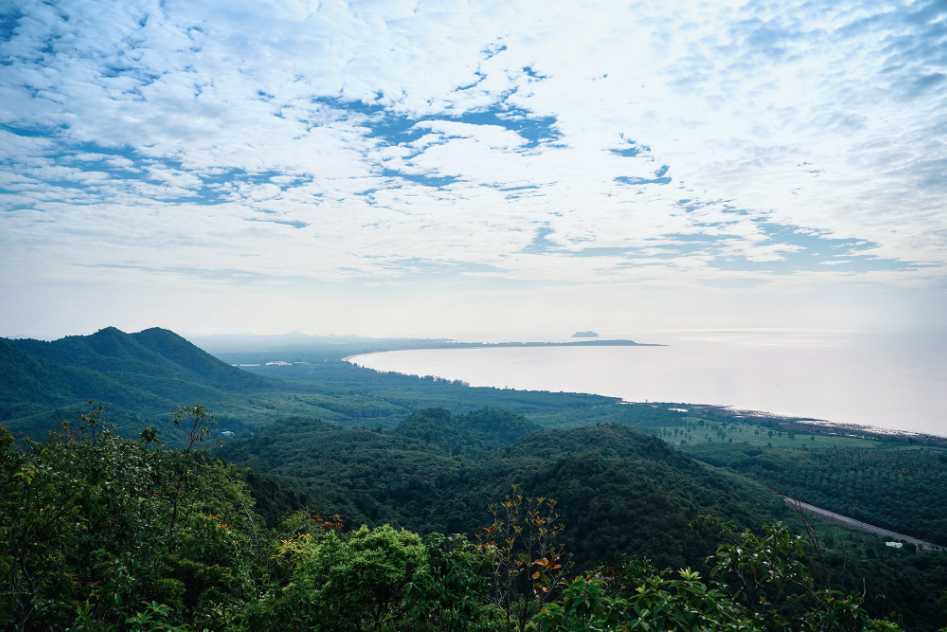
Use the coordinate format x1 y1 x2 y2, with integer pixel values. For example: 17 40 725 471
340 339 662 362
343 348 947 445
683 403 947 446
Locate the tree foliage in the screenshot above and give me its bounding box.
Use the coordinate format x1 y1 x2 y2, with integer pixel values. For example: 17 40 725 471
0 404 938 631
538 520 892 632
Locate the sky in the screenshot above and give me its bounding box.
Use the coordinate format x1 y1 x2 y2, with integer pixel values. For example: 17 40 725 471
1 0 945 341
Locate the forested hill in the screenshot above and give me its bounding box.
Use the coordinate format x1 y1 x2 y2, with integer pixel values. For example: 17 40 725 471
219 409 790 571
1 327 279 435
393 407 541 455
5 410 938 632
0 336 167 422
10 327 268 391
215 409 947 629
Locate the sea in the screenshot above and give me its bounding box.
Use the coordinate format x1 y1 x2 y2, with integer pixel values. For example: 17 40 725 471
349 328 947 437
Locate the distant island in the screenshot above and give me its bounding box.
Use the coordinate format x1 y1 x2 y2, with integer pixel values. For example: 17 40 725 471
572 331 599 338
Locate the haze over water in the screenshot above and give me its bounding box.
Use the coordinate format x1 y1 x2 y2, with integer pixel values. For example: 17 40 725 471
351 329 947 438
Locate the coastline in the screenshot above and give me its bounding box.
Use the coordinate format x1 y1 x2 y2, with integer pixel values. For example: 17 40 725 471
684 403 947 446
344 346 947 444
341 338 662 363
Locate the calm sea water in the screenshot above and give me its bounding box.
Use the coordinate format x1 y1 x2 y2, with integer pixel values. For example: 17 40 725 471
349 329 947 437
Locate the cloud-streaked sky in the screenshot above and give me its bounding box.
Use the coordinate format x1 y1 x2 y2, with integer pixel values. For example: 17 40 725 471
1 0 945 340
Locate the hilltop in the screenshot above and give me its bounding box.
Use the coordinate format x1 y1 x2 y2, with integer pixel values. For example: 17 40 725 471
11 327 268 391
1 327 273 436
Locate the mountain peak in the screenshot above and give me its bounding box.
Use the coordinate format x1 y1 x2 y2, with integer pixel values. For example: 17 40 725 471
9 326 268 394
92 326 126 336
134 327 188 341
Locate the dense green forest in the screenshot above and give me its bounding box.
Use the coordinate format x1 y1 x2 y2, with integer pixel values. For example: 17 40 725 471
216 408 947 631
218 409 788 569
1 406 938 631
3 327 947 630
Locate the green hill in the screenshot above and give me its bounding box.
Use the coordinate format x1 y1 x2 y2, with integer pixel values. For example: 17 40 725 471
220 411 788 570
6 414 936 632
1 328 281 436
482 426 787 565
10 327 269 392
0 337 166 423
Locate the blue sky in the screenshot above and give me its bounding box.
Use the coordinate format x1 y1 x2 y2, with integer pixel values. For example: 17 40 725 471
0 0 945 339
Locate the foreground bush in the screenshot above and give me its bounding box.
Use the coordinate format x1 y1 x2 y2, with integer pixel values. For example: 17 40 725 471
0 404 266 631
538 520 882 631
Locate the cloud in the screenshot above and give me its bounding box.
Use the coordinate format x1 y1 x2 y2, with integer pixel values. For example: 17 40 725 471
0 0 945 336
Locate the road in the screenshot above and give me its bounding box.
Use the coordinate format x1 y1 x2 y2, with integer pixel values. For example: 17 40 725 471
783 497 947 552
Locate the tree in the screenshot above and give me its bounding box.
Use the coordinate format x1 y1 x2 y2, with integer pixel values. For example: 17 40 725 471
538 568 759 631
538 520 897 632
248 525 500 632
0 403 265 631
476 485 572 632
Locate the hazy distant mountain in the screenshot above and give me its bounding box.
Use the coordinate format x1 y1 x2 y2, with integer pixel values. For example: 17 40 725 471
572 331 599 338
195 332 655 365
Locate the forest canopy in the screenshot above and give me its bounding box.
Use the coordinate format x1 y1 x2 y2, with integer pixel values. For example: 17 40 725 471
2 404 943 631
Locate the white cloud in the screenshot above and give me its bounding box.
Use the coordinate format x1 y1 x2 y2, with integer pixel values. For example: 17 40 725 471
0 0 945 336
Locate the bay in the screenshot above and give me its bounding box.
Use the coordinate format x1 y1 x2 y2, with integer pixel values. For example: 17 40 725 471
350 328 947 437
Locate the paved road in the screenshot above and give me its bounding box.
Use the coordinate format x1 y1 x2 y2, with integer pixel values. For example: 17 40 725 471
783 497 947 552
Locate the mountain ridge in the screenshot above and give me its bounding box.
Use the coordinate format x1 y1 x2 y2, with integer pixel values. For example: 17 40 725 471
1 327 278 435
10 326 269 392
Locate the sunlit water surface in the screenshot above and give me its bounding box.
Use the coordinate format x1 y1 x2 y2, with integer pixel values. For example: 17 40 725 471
349 329 947 437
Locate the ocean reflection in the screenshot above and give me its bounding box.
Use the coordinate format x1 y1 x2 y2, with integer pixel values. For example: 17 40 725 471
350 329 947 437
